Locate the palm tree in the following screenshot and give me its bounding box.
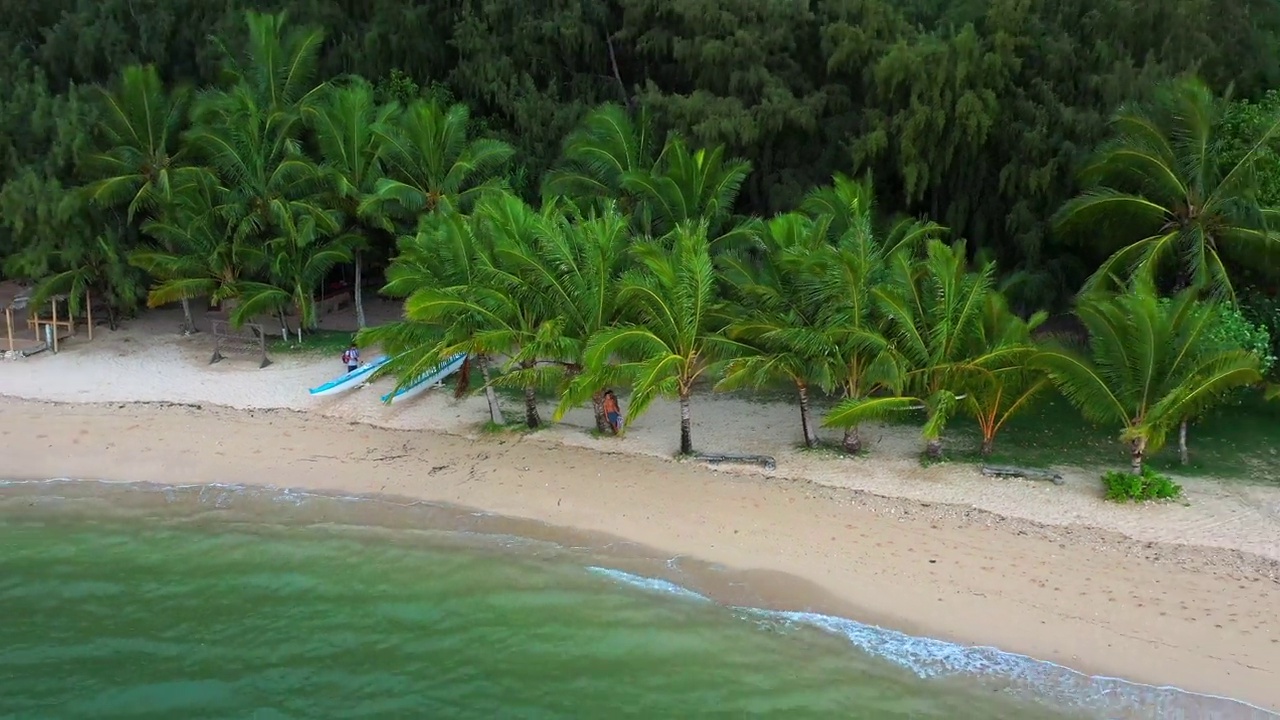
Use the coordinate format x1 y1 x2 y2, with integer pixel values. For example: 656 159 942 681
359 211 505 425
823 240 1003 460
543 104 658 216
716 212 836 448
361 99 514 224
211 10 326 124
545 104 753 246
1054 77 1280 299
962 294 1049 457
803 174 943 453
627 138 753 246
571 220 732 455
230 214 355 339
304 76 386 327
131 173 265 325
1034 281 1262 474
82 64 197 222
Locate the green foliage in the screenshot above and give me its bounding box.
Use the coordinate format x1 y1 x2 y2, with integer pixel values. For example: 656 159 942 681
1033 280 1264 473
1239 290 1280 375
1055 78 1280 300
1205 303 1276 375
1101 467 1184 503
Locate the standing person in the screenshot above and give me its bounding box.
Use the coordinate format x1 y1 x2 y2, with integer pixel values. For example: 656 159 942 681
341 343 360 374
603 390 623 435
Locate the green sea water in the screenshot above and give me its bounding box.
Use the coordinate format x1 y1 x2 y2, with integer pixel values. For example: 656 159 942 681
0 481 1271 720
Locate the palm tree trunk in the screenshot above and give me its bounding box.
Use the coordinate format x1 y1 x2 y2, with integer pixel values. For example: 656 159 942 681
980 436 995 457
591 390 610 433
1130 438 1147 475
180 297 196 334
796 383 818 448
520 360 540 428
925 437 944 460
353 251 366 329
477 354 505 426
1178 420 1189 465
842 427 863 454
678 388 693 456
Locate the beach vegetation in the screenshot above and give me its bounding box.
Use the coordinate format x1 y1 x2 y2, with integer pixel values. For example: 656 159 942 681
1033 280 1264 475
3 4 1280 485
1101 467 1184 503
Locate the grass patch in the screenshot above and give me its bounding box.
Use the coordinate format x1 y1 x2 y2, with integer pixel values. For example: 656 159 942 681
947 391 1280 485
482 419 543 434
269 328 356 356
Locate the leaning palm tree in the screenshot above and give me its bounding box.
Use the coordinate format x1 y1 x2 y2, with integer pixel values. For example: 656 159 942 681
716 212 836 448
82 64 197 221
1054 77 1280 299
359 211 506 425
361 99 514 225
570 220 733 455
1032 280 1263 474
304 76 387 327
823 240 1003 460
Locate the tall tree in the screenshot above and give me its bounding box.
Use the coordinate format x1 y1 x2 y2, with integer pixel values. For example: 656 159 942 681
1054 77 1280 299
304 76 387 327
572 220 731 454
824 240 1005 459
362 99 514 225
82 64 195 221
716 212 836 448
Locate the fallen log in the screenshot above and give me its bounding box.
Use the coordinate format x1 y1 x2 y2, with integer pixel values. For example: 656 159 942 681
981 464 1065 485
693 452 777 471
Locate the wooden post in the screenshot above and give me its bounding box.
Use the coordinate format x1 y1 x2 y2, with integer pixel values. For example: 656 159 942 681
5 306 12 354
51 299 58 353
86 288 93 341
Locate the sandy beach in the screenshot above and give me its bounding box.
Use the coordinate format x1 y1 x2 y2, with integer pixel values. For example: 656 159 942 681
2 308 1279 712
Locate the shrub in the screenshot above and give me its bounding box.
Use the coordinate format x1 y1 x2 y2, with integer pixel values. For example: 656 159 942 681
1239 290 1280 376
1101 467 1183 502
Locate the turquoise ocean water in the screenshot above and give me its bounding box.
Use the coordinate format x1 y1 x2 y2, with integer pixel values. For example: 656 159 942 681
0 480 1274 720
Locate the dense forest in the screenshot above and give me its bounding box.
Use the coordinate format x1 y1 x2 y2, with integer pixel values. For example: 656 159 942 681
3 0 1280 494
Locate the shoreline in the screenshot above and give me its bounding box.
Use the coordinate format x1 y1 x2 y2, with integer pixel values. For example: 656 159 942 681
3 473 1270 719
4 395 1279 712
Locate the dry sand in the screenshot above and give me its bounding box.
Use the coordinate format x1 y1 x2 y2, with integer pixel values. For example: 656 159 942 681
2 307 1279 711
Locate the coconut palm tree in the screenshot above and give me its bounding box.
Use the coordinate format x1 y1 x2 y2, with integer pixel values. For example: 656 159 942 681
229 213 355 339
823 240 1005 460
82 64 197 222
545 104 753 246
304 76 388 327
803 174 944 453
1054 77 1280 299
359 211 506 425
542 103 658 216
962 294 1049 457
131 173 265 325
211 10 326 124
1033 280 1263 474
716 212 836 448
572 220 732 455
361 99 514 225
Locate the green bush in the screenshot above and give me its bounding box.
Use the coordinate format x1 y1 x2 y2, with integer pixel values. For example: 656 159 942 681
1239 291 1280 376
1101 467 1183 502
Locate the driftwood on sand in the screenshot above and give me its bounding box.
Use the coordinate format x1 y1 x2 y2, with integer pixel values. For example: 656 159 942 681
693 453 777 471
981 464 1065 485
